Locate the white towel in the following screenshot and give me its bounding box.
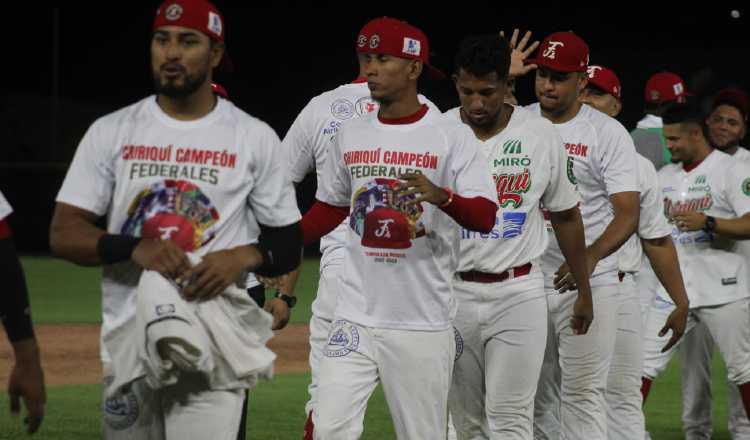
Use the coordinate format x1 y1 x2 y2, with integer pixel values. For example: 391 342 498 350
105 255 276 398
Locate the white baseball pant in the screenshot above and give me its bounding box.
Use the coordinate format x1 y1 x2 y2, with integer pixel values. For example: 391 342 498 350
680 320 750 439
102 367 245 440
643 299 750 407
533 284 619 440
606 274 645 440
449 275 547 440
314 320 455 440
305 263 341 417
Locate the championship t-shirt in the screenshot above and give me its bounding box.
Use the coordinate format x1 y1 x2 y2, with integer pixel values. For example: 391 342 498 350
57 96 301 361
316 106 497 331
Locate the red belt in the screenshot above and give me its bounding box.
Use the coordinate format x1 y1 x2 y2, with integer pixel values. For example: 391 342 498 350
458 263 532 284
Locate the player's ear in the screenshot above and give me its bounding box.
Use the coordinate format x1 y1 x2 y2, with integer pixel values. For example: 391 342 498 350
210 40 225 69
409 60 423 81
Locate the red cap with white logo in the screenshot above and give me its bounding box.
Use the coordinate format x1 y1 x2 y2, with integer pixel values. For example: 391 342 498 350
525 32 589 73
644 72 689 104
361 208 412 249
154 0 233 71
356 17 445 79
587 65 621 100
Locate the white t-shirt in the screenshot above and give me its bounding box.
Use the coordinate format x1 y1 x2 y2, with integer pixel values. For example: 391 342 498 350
526 103 640 289
618 154 673 273
316 106 497 331
0 190 12 221
283 80 439 268
654 150 750 308
445 106 579 295
56 96 301 361
731 147 750 269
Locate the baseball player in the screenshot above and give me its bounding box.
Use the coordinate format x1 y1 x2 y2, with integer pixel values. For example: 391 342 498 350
640 102 750 434
676 88 750 440
0 190 46 434
49 1 302 438
300 17 498 439
446 34 592 439
579 65 622 118
520 32 641 440
572 64 692 440
278 46 439 440
632 72 690 170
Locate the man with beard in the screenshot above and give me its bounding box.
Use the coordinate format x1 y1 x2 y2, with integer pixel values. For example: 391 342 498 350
300 17 498 439
521 31 641 440
641 102 750 438
676 88 750 440
445 33 592 440
49 1 302 438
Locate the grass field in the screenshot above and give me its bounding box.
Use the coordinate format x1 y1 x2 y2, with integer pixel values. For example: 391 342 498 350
0 257 737 438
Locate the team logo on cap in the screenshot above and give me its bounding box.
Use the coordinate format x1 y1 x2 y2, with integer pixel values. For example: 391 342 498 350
673 82 684 95
165 4 183 21
650 90 661 101
369 35 380 49
542 41 564 59
357 34 368 48
587 65 602 78
207 11 222 36
403 38 421 56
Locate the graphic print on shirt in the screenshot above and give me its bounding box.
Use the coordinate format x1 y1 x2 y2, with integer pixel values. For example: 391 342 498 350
350 177 425 250
662 184 713 246
121 179 219 251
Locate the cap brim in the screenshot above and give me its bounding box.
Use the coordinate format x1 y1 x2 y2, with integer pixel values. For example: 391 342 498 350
525 57 585 73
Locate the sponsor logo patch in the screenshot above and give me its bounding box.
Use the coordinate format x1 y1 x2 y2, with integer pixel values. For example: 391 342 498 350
502 212 527 238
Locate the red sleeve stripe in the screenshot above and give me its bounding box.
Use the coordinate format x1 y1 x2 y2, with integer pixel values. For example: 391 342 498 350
301 201 349 246
441 195 497 233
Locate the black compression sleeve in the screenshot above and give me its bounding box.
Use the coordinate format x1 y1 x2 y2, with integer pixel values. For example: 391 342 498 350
0 238 35 342
255 221 303 277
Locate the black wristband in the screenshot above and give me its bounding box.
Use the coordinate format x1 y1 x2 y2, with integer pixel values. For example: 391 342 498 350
97 234 141 265
703 215 716 233
0 238 35 342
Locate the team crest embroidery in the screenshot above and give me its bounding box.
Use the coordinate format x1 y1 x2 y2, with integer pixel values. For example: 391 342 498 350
331 99 355 120
355 96 377 116
453 327 464 361
324 321 360 357
369 35 380 49
102 377 140 431
542 41 564 59
165 4 183 21
566 156 577 185
587 65 602 79
742 178 750 196
357 34 368 48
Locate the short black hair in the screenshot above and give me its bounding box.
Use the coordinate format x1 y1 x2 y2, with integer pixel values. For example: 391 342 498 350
662 100 704 127
454 34 511 80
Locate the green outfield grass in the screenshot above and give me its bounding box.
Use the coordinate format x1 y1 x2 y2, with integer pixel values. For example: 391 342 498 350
0 257 737 438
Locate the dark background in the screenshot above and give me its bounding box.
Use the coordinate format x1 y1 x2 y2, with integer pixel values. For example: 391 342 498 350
1 5 748 253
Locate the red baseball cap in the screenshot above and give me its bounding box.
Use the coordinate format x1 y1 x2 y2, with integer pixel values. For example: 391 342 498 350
211 82 229 99
356 17 445 80
713 88 748 120
154 0 233 71
525 32 589 73
587 65 621 100
644 72 688 104
361 208 412 249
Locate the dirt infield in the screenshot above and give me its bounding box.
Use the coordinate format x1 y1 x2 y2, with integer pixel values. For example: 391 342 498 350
0 324 310 387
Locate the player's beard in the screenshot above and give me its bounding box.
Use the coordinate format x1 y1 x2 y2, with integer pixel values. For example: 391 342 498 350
153 69 208 99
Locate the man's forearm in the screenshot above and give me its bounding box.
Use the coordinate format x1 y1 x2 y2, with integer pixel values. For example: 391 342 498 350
49 203 106 266
714 216 750 240
588 192 640 262
550 207 592 292
641 235 689 308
